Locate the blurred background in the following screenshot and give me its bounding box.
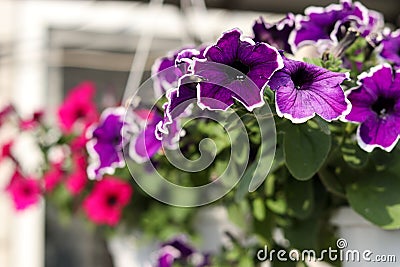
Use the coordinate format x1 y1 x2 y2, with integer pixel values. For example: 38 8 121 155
0 1 398 267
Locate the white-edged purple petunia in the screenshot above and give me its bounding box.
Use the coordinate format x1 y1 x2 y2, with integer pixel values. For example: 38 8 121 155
289 0 378 51
193 28 283 111
268 57 350 123
345 64 400 152
87 107 126 179
152 47 204 97
129 108 180 163
252 13 295 54
380 29 400 67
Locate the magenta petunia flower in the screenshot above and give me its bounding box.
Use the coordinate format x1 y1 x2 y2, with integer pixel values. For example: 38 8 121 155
268 57 350 123
20 110 44 130
44 163 64 192
194 28 283 111
6 171 41 211
58 81 99 133
290 0 379 50
66 154 88 195
82 177 133 226
345 64 400 152
253 13 295 53
380 30 400 67
0 140 14 162
87 107 126 179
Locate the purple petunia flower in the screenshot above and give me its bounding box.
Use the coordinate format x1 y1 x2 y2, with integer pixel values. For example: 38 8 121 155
194 28 283 111
156 236 210 267
380 30 400 67
252 13 295 53
290 0 379 51
87 107 126 179
129 108 180 163
152 47 205 97
268 57 350 123
345 64 400 152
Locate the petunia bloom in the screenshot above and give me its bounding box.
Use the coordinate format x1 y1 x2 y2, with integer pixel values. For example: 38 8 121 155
290 0 378 51
268 57 350 123
252 13 295 53
87 107 126 179
58 81 99 133
193 28 283 111
20 110 44 130
66 154 88 195
380 30 400 67
152 47 203 97
345 64 400 152
157 236 210 267
129 108 180 163
43 163 64 192
82 177 132 226
0 140 14 162
6 171 41 211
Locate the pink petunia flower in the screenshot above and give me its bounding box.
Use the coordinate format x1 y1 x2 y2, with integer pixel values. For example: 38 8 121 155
5 171 42 211
58 81 99 133
20 110 44 130
0 140 14 162
82 177 133 226
0 104 15 127
66 154 88 195
44 163 64 192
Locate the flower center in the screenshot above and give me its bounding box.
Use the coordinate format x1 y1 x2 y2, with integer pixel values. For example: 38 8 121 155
371 96 396 118
291 67 310 90
107 195 118 206
231 60 250 77
22 185 32 196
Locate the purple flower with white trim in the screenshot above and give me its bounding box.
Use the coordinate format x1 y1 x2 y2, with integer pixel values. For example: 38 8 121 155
129 108 180 163
345 64 400 152
290 0 374 50
156 236 210 267
194 28 283 111
87 107 126 179
253 13 295 53
268 57 349 123
152 47 204 97
380 30 400 67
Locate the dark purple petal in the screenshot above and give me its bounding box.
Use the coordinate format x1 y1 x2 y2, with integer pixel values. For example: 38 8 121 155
290 1 369 50
205 29 241 64
381 30 400 66
252 13 295 53
87 107 126 179
345 64 400 152
268 58 349 123
162 236 195 258
157 246 180 267
358 115 400 152
132 124 162 160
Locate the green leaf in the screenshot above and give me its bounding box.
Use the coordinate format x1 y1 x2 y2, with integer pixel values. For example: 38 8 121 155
346 171 400 230
340 138 369 168
235 161 258 202
252 198 266 221
285 178 314 219
284 123 331 180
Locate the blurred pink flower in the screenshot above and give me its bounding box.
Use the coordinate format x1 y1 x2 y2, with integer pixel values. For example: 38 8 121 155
0 140 13 162
58 81 99 133
66 154 88 195
6 171 41 211
83 177 132 226
44 164 64 192
20 110 44 130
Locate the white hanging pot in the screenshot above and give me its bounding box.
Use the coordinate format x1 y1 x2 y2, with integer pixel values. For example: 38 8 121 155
331 207 400 267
